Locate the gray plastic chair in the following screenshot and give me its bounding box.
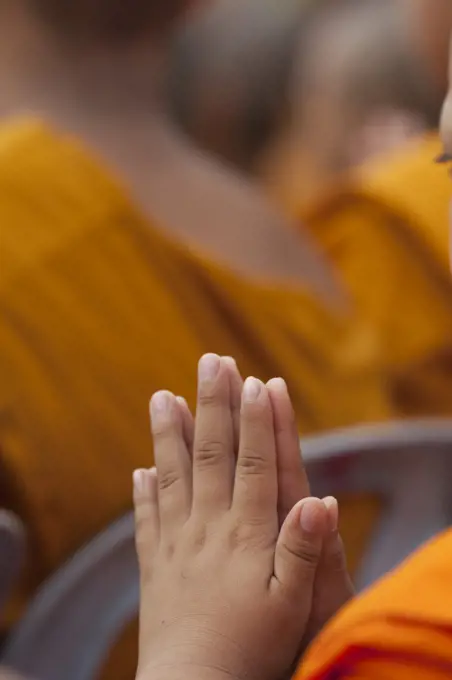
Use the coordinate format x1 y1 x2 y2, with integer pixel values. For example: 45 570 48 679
302 418 452 589
1 513 139 680
4 419 452 680
0 511 26 612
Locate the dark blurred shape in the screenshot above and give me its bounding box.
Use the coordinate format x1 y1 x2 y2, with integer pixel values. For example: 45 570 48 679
167 0 441 182
0 513 26 616
167 0 304 173
24 0 187 43
399 0 452 91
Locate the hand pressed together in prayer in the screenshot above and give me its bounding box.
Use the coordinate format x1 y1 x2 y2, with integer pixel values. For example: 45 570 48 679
133 354 353 680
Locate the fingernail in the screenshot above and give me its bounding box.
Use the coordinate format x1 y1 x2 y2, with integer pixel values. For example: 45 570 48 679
133 469 147 494
323 496 339 532
266 377 288 393
150 391 171 418
176 396 188 407
300 498 326 533
243 376 262 402
198 354 221 382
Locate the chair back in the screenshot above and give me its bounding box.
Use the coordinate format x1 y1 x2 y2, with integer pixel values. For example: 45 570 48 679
303 419 452 588
2 513 138 680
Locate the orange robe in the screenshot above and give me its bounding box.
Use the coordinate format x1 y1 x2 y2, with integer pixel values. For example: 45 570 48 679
297 529 452 680
297 135 452 416
0 119 392 677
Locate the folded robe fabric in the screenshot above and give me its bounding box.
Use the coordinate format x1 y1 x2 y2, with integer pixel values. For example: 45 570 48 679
297 135 452 416
296 529 452 680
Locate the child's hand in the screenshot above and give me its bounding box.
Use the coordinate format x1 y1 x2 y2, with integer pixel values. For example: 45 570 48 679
224 358 353 648
135 354 332 680
264 376 354 648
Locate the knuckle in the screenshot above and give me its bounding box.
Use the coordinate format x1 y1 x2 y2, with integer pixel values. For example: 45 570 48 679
134 495 152 511
237 446 268 476
134 504 154 528
284 538 321 569
161 540 175 559
232 519 275 550
197 388 223 409
195 438 227 468
189 524 208 553
158 467 181 492
152 420 175 444
134 515 151 541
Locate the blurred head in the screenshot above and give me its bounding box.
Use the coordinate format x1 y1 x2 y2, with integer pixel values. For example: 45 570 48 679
281 0 439 177
23 0 193 45
168 0 440 195
167 0 303 172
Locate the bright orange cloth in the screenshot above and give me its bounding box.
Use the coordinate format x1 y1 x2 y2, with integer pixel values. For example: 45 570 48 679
0 119 393 677
299 135 452 416
296 528 452 680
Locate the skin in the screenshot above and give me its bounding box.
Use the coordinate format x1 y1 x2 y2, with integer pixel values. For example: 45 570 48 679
134 355 353 680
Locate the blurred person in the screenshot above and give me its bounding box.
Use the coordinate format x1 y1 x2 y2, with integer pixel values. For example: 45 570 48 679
167 0 452 613
298 5 452 673
0 0 395 679
168 0 452 417
168 0 439 207
304 135 452 417
285 0 452 419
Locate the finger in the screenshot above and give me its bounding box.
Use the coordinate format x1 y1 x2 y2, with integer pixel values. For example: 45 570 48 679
150 391 191 527
233 378 277 530
273 497 327 596
322 497 351 582
306 497 354 641
267 378 310 526
176 396 194 453
192 354 234 513
223 357 243 454
134 468 159 579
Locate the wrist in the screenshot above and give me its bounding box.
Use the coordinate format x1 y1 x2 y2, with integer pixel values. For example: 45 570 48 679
137 663 243 680
137 622 251 680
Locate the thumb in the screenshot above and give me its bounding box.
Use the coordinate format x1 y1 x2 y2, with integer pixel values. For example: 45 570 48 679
303 497 354 643
274 497 328 593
